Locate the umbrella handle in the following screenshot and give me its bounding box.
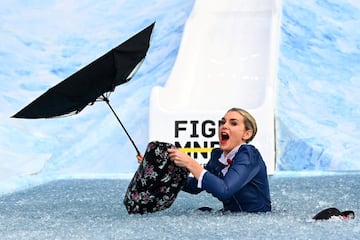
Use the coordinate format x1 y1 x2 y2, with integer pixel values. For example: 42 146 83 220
103 97 141 156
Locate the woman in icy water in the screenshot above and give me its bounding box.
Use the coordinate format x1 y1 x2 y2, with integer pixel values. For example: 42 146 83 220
138 107 271 213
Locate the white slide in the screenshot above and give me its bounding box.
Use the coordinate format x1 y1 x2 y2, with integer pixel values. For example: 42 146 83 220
149 0 282 174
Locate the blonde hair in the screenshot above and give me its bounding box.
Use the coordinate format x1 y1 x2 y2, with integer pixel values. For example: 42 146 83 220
227 107 257 143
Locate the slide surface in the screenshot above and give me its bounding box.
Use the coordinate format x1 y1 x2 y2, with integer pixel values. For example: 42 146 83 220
150 0 282 174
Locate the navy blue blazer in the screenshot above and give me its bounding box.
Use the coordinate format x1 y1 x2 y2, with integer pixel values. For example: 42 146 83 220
182 144 271 212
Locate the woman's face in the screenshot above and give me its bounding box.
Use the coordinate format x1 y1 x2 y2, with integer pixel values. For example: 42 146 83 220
218 111 252 155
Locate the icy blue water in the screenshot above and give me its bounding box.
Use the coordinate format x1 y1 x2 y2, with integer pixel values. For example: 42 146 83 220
1 0 360 196
1 174 360 239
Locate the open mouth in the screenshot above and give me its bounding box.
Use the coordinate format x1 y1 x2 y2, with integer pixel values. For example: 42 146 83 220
220 132 229 144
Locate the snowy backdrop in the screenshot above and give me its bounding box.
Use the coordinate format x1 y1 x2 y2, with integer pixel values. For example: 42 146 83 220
1 0 360 195
276 0 360 171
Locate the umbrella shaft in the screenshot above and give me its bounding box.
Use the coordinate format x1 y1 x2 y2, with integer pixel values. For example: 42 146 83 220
104 100 141 156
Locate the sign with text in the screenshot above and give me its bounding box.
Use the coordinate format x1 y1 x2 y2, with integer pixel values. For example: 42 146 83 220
149 112 222 165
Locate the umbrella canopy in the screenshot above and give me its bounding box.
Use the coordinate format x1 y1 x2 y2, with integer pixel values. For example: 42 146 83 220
12 22 155 155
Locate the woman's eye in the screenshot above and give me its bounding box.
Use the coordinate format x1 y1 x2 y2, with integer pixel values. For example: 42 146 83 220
219 119 225 125
231 121 238 126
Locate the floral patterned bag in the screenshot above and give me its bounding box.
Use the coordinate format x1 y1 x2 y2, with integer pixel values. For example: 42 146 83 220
123 141 189 214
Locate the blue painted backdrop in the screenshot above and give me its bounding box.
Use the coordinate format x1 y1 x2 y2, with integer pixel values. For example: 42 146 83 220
276 0 360 171
0 0 359 194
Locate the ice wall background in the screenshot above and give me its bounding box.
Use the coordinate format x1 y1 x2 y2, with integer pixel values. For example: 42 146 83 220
276 0 360 171
0 0 359 194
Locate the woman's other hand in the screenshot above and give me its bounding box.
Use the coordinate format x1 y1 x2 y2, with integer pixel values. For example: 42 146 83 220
136 154 144 164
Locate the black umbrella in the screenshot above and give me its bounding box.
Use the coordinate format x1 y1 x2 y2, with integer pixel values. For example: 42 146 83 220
12 22 155 156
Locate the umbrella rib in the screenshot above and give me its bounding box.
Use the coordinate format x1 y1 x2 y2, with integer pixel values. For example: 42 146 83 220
102 95 141 156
